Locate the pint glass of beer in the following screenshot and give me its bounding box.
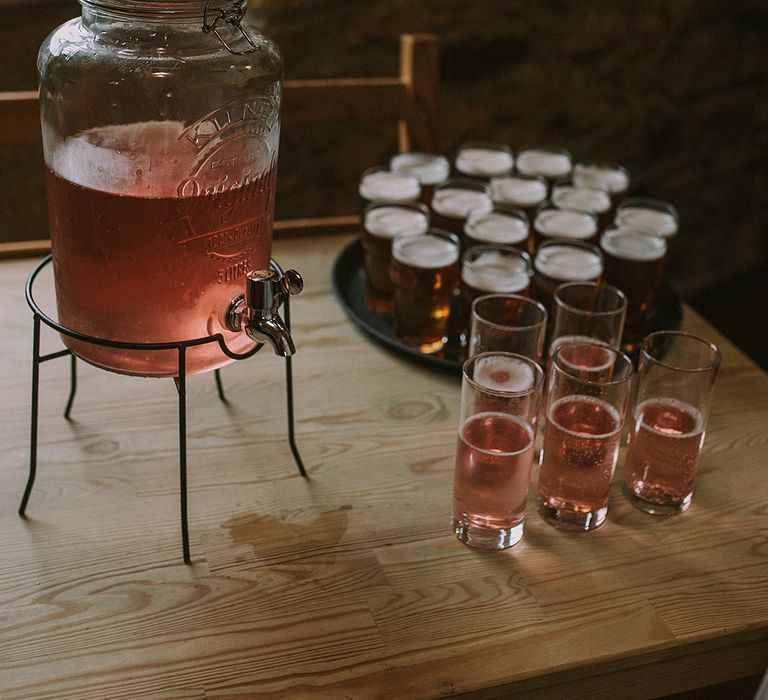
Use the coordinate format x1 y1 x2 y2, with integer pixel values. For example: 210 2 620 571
469 294 548 361
600 225 667 346
532 205 599 250
362 200 430 315
551 177 613 231
390 228 461 353
456 244 533 351
515 146 573 186
532 239 604 328
463 205 530 250
390 152 451 206
490 173 549 230
453 351 545 550
623 331 721 515
538 341 633 531
430 178 493 239
454 141 515 180
549 281 627 361
358 165 421 206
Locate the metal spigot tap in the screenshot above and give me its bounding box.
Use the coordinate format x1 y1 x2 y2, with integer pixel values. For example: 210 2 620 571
226 268 304 357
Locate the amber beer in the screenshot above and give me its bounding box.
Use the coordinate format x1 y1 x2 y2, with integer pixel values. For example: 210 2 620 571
362 201 430 315
430 178 493 239
390 229 461 353
454 141 514 180
600 226 667 344
532 205 599 250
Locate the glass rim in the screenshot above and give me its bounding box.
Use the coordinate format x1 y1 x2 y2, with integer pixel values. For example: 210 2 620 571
433 176 492 194
553 280 627 317
533 205 599 239
462 243 532 266
359 164 420 183
516 144 573 158
640 330 722 373
462 350 545 397
465 203 530 224
456 139 514 152
363 198 431 217
551 340 633 386
574 160 629 175
471 293 547 331
616 196 679 219
599 225 668 260
551 175 610 194
80 0 242 17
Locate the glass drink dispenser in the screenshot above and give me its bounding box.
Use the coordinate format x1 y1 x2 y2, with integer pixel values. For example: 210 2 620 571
38 0 286 376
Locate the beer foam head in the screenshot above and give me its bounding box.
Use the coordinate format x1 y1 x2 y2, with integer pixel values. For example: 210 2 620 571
474 354 537 393
616 204 678 238
551 185 611 215
455 146 514 178
601 227 667 261
462 250 531 292
359 169 421 202
392 233 459 269
431 186 492 219
364 205 429 239
464 210 529 245
534 208 597 240
573 163 630 194
390 152 450 186
490 175 548 207
534 244 603 281
516 148 572 179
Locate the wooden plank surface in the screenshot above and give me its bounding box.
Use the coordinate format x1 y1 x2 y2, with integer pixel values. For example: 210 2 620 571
0 233 767 699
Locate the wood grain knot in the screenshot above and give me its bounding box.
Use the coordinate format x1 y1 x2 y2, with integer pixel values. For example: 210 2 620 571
384 396 449 423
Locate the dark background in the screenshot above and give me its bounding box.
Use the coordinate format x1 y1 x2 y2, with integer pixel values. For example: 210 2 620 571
2 0 766 367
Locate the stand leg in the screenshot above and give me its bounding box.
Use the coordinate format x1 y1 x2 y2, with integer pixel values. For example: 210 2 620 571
285 355 307 477
283 296 307 478
176 348 191 564
64 353 77 420
19 315 42 516
214 368 226 402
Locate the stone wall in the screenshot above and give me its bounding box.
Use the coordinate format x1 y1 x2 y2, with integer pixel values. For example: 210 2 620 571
2 0 767 298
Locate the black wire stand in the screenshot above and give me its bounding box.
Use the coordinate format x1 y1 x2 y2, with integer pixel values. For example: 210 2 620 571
20 255 307 564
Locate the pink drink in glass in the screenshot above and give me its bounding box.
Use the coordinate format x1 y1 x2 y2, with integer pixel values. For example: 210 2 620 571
623 398 705 512
453 412 535 549
538 395 622 529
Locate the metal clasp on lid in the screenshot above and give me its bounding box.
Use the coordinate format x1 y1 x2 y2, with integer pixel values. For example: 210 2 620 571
202 0 259 55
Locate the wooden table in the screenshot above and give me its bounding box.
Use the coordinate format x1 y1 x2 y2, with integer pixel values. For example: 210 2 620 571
1 233 766 699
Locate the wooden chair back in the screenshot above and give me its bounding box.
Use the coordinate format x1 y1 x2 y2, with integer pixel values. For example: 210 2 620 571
0 32 439 258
